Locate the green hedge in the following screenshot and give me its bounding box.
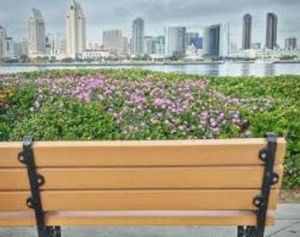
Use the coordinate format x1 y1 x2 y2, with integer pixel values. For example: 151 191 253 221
1 69 299 188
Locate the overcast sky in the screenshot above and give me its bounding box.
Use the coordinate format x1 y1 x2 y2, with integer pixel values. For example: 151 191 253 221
0 0 299 48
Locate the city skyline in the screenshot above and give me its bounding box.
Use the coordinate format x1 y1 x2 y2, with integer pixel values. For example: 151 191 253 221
0 0 299 48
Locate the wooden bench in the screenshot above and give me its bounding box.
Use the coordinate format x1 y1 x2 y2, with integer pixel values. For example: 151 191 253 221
0 134 286 237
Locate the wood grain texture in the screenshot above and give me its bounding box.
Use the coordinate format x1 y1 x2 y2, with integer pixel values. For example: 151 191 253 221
0 166 283 190
0 189 279 212
0 211 275 227
0 138 286 168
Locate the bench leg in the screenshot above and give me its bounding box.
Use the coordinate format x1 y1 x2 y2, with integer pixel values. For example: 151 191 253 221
53 226 62 237
237 226 257 237
246 226 257 237
44 226 62 237
237 226 245 237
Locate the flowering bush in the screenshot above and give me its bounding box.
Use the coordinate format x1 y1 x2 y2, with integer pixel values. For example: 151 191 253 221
0 69 299 188
0 82 18 140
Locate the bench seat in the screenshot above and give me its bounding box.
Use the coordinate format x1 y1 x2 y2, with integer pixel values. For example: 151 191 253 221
0 211 274 227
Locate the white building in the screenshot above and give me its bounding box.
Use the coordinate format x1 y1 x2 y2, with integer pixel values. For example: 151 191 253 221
165 26 186 58
102 30 122 55
80 49 109 60
220 23 230 57
27 8 46 58
66 0 86 59
185 44 197 57
0 26 6 59
230 48 300 60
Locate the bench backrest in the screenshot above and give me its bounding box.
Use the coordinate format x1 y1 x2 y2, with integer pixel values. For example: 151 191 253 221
0 137 286 213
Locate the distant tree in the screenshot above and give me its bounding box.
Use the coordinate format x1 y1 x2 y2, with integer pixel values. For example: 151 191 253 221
49 56 57 63
19 55 31 63
32 56 48 64
4 58 18 63
61 58 74 63
280 55 297 60
143 54 152 61
170 51 182 61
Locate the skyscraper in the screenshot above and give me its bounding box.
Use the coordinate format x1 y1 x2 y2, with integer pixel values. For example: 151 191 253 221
285 38 297 50
102 30 122 54
27 8 46 57
21 38 28 56
266 12 278 49
203 24 220 57
242 14 252 50
5 37 15 59
0 26 6 59
152 36 165 55
46 33 61 56
165 26 186 58
66 0 86 58
144 36 154 55
132 17 144 56
121 37 130 55
220 23 230 57
185 32 199 48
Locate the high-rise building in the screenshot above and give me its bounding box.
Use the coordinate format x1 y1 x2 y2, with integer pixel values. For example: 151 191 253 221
14 42 23 58
220 23 230 57
185 32 199 48
59 39 66 55
132 17 144 56
121 37 130 55
14 40 28 58
165 26 186 58
5 37 15 59
0 25 6 59
102 30 122 54
27 8 46 57
66 0 86 58
230 42 238 53
266 12 278 49
203 24 221 57
46 33 61 56
242 14 252 50
152 36 165 55
21 38 28 56
285 38 297 50
144 36 154 55
185 32 203 50
251 43 261 50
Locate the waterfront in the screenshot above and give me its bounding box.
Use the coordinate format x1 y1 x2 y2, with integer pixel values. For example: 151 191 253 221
1 62 300 76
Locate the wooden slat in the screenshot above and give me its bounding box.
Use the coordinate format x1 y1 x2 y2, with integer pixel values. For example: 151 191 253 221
0 211 275 227
0 138 286 168
0 189 279 211
0 165 284 190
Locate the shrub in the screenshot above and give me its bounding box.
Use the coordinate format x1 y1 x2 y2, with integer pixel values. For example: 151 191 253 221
1 70 299 188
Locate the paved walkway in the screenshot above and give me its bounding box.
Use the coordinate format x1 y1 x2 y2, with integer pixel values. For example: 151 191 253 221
1 204 299 237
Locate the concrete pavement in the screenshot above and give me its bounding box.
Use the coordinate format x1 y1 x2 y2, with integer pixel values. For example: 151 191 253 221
1 204 299 237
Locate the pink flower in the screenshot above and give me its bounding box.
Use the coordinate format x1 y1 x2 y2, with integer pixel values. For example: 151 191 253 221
97 95 105 101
